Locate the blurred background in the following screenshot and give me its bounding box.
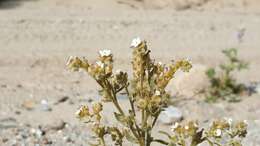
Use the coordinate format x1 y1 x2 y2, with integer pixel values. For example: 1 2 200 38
0 0 260 145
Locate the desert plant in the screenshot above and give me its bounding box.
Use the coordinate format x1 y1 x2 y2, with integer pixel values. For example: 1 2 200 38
67 38 247 146
205 48 248 102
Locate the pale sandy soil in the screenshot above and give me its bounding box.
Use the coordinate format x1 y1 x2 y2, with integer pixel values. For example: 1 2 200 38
0 0 260 145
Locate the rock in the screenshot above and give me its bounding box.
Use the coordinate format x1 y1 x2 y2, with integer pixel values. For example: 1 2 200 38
30 128 44 138
54 96 69 105
45 120 66 131
237 27 246 43
0 117 17 129
144 0 172 9
1 84 7 88
254 83 260 94
15 110 21 115
16 84 23 88
40 99 52 111
2 138 8 143
246 82 260 95
42 137 52 145
170 64 209 97
22 100 36 110
158 106 183 124
143 0 208 10
63 136 73 143
10 139 17 145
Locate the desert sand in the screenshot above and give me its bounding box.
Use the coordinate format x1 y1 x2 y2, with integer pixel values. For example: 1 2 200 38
0 0 260 145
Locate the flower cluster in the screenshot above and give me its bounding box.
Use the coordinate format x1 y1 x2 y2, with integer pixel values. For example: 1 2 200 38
75 102 103 122
131 38 191 116
163 119 247 146
67 38 247 146
67 49 113 80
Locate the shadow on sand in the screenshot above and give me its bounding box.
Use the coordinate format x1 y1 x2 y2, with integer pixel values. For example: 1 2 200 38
0 0 37 9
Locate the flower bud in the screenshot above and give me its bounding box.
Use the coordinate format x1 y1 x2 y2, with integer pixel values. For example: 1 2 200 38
92 102 103 114
75 105 90 119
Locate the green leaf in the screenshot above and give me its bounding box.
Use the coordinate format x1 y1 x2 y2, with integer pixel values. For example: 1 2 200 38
114 112 127 126
125 131 138 143
206 68 216 78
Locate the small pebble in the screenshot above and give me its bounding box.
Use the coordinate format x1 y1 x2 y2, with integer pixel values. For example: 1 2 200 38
1 84 7 88
22 100 36 110
40 100 52 111
54 96 69 105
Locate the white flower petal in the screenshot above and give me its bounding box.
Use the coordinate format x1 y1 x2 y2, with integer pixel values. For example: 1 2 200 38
215 129 222 137
224 117 233 126
243 120 248 125
96 61 104 68
75 109 81 116
171 122 179 131
155 90 161 96
130 37 142 48
99 49 111 57
66 56 75 66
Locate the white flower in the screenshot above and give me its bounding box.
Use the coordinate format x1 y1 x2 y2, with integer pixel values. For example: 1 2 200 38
171 122 179 131
66 56 76 66
130 37 142 48
184 125 189 130
193 122 198 128
224 117 233 126
243 120 248 125
96 61 104 68
155 90 161 96
75 106 85 117
186 57 192 63
158 62 162 65
75 105 89 118
214 129 222 137
75 109 81 116
99 49 111 57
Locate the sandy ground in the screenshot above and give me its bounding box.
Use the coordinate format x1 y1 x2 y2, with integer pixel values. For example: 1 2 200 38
0 0 260 145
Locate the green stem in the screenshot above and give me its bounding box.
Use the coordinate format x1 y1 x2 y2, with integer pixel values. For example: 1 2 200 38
143 111 150 146
105 79 125 115
105 80 144 145
125 86 142 137
113 99 125 115
125 86 136 116
151 110 161 128
205 137 222 146
100 137 106 146
152 139 169 145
